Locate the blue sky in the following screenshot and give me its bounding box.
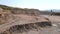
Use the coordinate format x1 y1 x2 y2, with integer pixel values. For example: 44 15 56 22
0 0 60 10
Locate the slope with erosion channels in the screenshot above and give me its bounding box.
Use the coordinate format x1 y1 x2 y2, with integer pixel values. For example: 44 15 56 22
0 5 52 34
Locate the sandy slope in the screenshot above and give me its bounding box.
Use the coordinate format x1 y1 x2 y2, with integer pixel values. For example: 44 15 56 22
41 15 60 23
0 14 60 34
0 14 48 32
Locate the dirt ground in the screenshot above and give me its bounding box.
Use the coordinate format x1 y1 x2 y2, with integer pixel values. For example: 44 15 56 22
0 14 60 34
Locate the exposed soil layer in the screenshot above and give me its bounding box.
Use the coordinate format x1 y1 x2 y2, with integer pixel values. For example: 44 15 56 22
0 21 52 34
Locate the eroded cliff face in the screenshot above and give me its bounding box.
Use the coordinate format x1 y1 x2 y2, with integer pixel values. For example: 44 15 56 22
10 9 41 16
0 6 52 34
0 7 42 25
0 8 12 24
0 8 7 24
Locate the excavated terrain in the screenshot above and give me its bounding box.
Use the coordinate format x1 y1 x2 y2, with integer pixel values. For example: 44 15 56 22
0 6 60 34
